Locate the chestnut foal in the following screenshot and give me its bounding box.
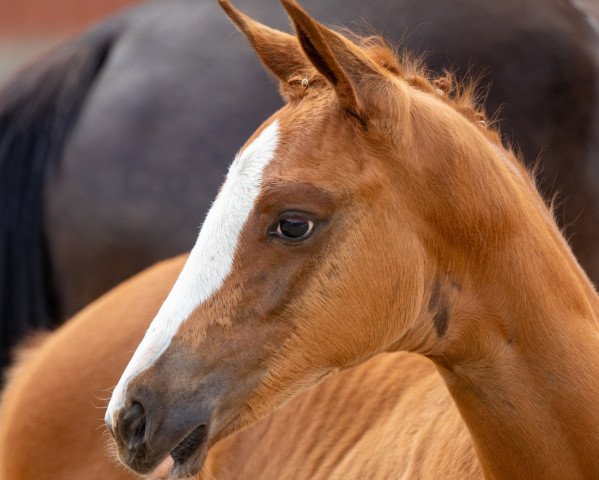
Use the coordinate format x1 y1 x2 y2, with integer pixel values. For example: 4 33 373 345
2 1 599 479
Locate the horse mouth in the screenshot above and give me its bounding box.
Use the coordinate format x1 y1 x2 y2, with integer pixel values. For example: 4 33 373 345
170 424 208 477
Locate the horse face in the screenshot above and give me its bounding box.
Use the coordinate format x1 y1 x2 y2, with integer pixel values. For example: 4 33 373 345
106 1 427 477
106 104 423 478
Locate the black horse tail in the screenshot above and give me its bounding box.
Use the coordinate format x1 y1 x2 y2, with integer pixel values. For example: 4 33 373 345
0 27 117 374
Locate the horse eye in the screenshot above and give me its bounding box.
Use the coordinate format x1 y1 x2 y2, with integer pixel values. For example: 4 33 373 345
274 217 314 241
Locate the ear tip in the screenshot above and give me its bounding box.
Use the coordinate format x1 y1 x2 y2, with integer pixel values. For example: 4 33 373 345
280 0 301 13
218 0 248 30
281 0 313 27
218 0 239 17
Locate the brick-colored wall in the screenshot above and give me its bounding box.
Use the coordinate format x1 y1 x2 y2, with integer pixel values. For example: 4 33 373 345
0 0 139 85
0 0 139 36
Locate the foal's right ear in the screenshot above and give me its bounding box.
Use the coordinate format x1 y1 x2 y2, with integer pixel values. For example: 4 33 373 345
219 0 310 95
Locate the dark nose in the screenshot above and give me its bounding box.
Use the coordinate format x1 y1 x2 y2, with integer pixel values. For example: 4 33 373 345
117 401 147 452
109 389 216 475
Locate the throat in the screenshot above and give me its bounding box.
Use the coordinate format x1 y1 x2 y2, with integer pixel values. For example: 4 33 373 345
441 333 599 479
430 244 599 479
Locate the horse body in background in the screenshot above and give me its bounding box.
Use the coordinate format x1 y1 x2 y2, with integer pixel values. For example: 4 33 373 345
1 0 598 371
1 1 599 478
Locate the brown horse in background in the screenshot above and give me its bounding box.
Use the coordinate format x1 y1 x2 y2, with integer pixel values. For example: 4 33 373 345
1 0 598 376
2 1 599 479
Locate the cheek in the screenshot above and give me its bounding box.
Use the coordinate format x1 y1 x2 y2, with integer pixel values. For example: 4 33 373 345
289 227 421 364
237 269 297 319
232 239 317 321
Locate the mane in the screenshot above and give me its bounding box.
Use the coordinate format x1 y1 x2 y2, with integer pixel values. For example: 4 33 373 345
348 32 541 205
353 34 502 140
347 36 575 239
288 29 515 157
284 28 549 220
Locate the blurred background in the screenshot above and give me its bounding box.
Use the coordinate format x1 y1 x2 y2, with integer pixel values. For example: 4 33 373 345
0 0 138 84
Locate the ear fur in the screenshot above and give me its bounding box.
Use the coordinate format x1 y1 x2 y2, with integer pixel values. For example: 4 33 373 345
218 0 310 94
281 0 380 122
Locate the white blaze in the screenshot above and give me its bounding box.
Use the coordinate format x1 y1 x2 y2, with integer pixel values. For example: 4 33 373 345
106 121 280 424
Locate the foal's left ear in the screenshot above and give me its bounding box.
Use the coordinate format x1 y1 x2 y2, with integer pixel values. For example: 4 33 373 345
281 0 381 122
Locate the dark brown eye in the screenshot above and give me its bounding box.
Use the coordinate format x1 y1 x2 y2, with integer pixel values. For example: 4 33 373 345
274 217 314 241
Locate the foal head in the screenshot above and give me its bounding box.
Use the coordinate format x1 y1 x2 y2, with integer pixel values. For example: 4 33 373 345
106 0 528 477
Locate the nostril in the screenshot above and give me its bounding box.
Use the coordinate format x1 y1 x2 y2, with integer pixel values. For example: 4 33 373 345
118 401 147 450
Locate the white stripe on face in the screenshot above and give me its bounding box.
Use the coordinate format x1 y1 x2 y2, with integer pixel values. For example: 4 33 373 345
106 120 280 425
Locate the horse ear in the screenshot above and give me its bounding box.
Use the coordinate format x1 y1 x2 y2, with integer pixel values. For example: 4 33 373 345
218 0 310 89
281 0 380 121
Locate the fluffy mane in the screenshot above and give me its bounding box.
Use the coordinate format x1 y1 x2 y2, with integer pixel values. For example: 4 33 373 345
357 34 541 202
287 30 508 149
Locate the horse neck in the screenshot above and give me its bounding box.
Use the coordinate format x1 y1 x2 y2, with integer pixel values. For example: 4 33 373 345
400 116 599 478
441 237 599 479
